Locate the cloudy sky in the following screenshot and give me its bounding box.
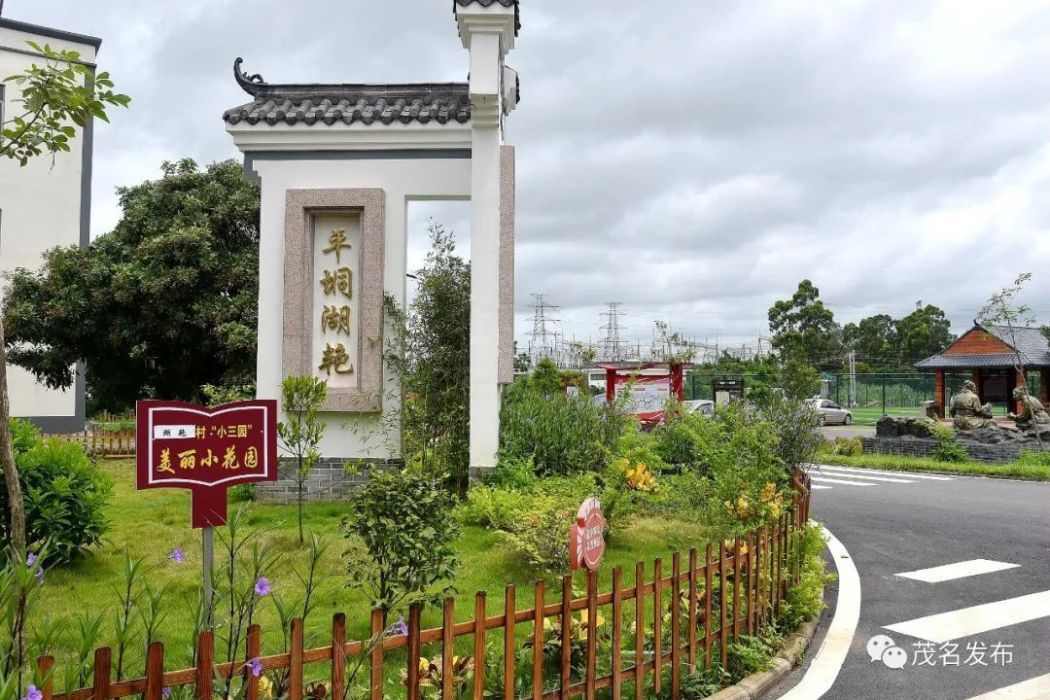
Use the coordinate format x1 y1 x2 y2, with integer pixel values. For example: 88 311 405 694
5 0 1049 350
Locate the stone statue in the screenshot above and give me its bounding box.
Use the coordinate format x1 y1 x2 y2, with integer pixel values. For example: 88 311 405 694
1008 387 1050 431
950 380 996 430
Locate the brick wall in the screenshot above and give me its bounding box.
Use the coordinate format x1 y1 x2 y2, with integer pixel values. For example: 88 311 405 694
861 437 1028 464
253 457 403 504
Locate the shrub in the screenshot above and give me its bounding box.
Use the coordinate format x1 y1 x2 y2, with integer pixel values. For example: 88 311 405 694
342 470 460 613
277 375 327 545
457 486 535 531
1017 449 1050 467
9 418 41 455
0 437 112 561
500 390 624 476
726 629 781 683
498 502 573 575
779 524 830 631
756 396 824 470
652 413 704 467
930 423 969 463
826 436 863 456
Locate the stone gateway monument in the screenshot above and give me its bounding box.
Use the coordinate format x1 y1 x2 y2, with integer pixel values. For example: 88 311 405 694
222 0 520 495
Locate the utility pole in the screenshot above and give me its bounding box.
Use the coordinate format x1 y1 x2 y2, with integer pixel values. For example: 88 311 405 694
848 350 857 408
598 302 626 362
528 293 560 367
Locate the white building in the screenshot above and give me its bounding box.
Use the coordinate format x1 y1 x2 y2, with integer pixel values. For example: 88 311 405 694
0 18 98 432
223 0 519 475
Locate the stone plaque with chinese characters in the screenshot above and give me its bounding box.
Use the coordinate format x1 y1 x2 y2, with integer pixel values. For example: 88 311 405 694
312 214 360 389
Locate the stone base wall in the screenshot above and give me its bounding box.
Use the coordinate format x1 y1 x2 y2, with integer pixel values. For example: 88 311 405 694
253 457 403 504
861 437 1027 464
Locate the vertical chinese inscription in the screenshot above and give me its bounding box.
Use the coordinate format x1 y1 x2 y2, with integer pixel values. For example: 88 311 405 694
313 216 359 386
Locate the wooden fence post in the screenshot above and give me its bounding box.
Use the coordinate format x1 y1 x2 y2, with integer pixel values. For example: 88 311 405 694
37 656 54 700
585 572 598 700
504 585 516 700
670 552 681 700
144 642 164 700
719 542 728 669
532 581 545 700
611 567 623 700
687 549 697 673
442 599 455 700
560 576 572 700
289 619 303 700
407 605 422 700
195 631 213 700
92 648 111 700
370 608 385 700
703 544 712 670
332 614 346 700
732 538 741 643
747 533 756 636
652 558 663 695
473 593 487 700
246 624 261 700
634 562 645 700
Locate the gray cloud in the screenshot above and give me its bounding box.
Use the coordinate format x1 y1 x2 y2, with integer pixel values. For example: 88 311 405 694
6 0 1048 350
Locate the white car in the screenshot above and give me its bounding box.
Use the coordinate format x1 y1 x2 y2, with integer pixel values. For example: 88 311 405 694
807 398 853 425
682 399 715 417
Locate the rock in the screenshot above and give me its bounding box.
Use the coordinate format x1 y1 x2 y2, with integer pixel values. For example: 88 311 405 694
876 415 936 439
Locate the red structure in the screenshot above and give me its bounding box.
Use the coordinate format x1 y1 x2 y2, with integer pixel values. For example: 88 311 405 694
598 361 689 425
916 324 1050 418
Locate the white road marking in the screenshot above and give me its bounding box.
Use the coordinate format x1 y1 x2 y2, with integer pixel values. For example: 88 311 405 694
885 590 1050 644
776 524 861 700
810 476 875 487
814 464 954 481
811 484 833 490
812 471 915 484
965 673 1050 700
895 559 1020 583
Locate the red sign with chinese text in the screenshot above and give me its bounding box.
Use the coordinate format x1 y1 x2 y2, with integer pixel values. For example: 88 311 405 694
568 498 606 571
136 400 278 528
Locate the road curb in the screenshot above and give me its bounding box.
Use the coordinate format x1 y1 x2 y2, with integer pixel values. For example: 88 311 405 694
705 584 825 700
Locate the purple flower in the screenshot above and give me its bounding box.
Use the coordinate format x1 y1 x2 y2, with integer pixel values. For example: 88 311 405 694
26 553 37 566
34 568 45 586
162 688 171 699
386 616 408 637
168 548 185 563
246 657 263 678
253 577 271 597
22 685 43 700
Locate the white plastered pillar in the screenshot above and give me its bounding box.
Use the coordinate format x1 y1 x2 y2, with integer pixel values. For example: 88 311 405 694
458 5 516 472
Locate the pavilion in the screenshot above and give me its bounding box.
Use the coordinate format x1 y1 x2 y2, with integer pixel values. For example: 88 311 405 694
915 323 1050 418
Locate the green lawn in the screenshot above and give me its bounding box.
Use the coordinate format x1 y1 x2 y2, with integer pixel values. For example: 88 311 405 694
815 452 1050 480
846 406 920 426
33 460 714 677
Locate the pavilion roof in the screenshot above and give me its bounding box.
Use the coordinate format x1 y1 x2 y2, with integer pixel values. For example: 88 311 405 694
915 324 1050 370
222 60 473 127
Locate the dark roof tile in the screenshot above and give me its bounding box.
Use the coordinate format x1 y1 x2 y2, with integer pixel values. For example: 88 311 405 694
223 59 472 127
453 0 520 36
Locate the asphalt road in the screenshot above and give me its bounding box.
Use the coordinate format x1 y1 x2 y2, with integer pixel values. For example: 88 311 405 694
770 464 1050 700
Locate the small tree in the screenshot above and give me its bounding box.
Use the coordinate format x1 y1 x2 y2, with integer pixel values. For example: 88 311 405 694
341 470 459 615
277 376 327 545
978 272 1043 450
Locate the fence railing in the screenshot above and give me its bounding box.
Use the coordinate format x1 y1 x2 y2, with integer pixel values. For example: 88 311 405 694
44 429 136 458
34 472 812 700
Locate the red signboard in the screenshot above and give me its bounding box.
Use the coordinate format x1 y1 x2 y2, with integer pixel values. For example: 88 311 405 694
136 400 278 527
569 498 606 571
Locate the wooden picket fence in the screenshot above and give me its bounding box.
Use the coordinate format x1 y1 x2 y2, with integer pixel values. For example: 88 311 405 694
45 428 136 458
34 472 812 700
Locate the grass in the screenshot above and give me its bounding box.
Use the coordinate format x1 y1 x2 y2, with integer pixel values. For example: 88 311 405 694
31 460 716 677
814 451 1050 480
847 406 918 426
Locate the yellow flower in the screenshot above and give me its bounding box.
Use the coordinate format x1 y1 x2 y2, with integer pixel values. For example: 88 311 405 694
258 675 273 700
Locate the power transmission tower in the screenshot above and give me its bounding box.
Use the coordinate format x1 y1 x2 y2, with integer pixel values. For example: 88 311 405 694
598 302 627 362
528 294 560 367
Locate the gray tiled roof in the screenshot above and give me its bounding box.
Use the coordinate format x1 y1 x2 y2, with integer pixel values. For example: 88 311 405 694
453 0 520 36
223 60 471 127
915 325 1050 369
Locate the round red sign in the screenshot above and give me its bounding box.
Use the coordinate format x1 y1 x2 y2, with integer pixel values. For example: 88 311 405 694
568 498 606 571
